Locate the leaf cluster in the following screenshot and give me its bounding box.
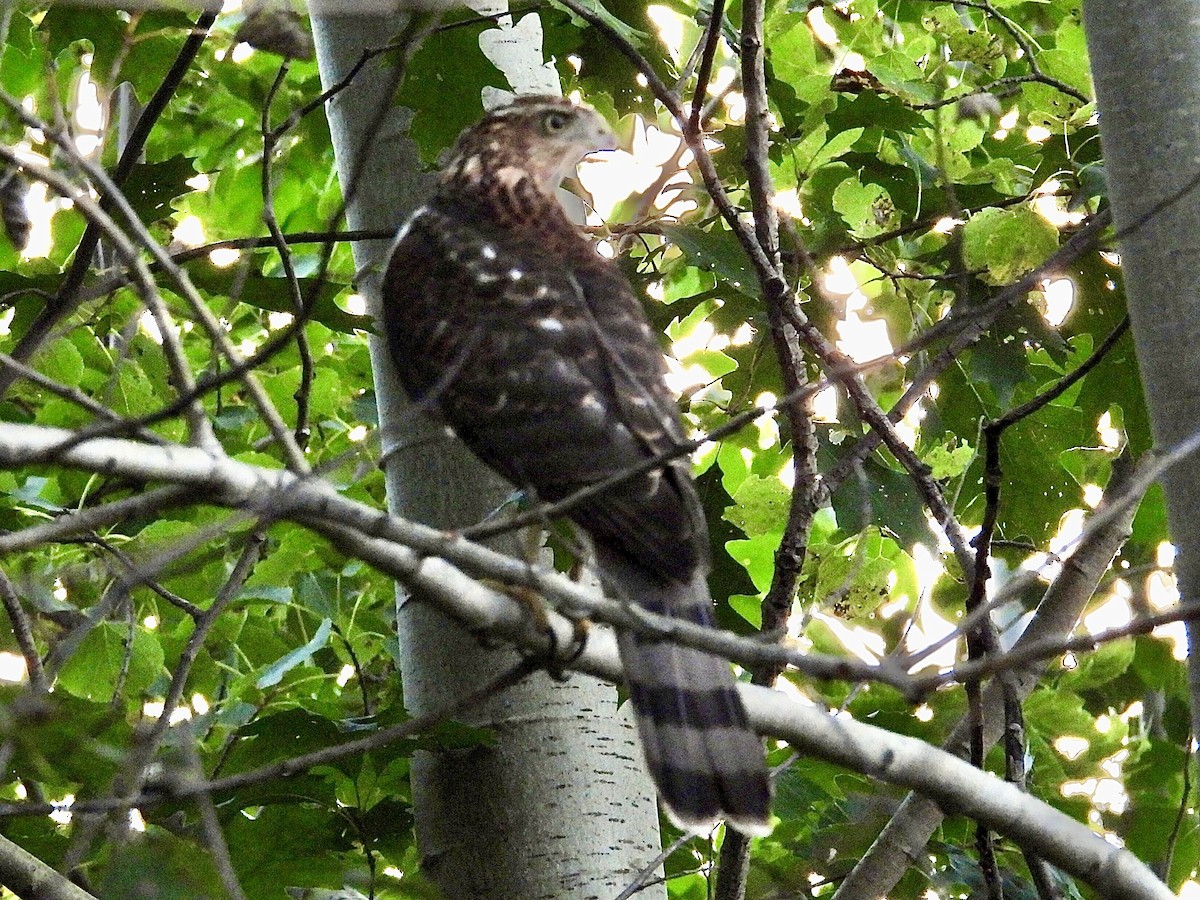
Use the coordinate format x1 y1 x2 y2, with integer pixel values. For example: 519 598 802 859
0 1 1189 898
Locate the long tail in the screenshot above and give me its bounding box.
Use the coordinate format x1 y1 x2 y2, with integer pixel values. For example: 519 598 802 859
600 551 772 835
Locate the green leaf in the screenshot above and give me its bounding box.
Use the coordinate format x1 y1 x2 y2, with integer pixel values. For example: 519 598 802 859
395 15 507 164
728 594 763 628
832 177 895 237
109 366 161 420
221 708 346 776
319 753 410 814
0 13 45 97
813 528 910 620
726 533 782 594
224 804 350 896
264 366 346 421
868 49 938 103
1039 21 1093 97
0 688 137 790
724 475 791 538
553 0 646 47
1059 638 1135 691
808 127 866 172
117 11 200 99
659 224 759 298
962 207 1060 285
680 347 737 380
1121 739 1189 863
99 833 228 900
766 12 818 86
1130 635 1177 692
40 338 85 387
41 7 125 78
1059 446 1113 488
57 623 164 702
121 155 197 225
923 439 975 481
257 617 332 688
1023 689 1100 748
829 457 931 552
187 259 367 333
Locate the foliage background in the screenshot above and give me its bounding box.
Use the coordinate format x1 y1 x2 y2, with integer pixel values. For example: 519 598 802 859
0 1 1190 898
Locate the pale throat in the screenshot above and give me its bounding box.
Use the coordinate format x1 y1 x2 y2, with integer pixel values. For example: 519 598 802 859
494 156 581 196
448 153 587 222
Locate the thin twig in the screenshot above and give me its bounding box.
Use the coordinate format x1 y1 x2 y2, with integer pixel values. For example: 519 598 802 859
715 1 792 889
332 622 373 717
261 62 314 446
0 351 167 445
687 0 725 138
0 568 45 692
68 533 265 864
0 485 197 555
913 0 1090 105
822 209 1114 498
1160 739 1192 883
1 93 310 468
899 315 1133 663
614 831 696 900
183 728 247 900
65 535 204 620
0 143 215 449
560 0 978 574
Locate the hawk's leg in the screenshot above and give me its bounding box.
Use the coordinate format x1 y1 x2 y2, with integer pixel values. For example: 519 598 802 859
510 499 590 675
471 497 590 669
484 581 589 679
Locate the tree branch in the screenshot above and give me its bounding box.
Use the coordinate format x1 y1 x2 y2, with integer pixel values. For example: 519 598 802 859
0 832 98 900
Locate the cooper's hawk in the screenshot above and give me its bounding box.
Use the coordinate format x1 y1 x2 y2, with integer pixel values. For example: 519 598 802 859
382 95 771 834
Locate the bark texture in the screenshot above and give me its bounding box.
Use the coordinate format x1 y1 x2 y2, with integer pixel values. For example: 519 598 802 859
1084 0 1200 739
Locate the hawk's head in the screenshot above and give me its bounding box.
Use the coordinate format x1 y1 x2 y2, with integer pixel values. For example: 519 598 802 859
441 96 617 196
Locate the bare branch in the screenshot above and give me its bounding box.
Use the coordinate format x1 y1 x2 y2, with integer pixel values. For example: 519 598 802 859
0 568 46 692
0 832 98 900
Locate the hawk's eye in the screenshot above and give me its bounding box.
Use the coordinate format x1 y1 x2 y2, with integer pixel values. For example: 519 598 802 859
543 110 571 134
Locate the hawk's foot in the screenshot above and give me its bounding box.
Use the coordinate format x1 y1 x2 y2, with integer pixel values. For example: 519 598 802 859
487 581 589 679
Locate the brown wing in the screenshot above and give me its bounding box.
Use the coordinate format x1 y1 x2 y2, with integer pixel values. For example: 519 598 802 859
382 196 707 582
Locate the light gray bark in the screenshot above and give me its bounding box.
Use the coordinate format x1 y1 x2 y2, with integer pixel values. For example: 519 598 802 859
1084 0 1200 739
309 7 664 898
0 833 97 900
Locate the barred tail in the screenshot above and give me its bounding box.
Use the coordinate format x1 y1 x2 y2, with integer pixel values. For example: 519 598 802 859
601 553 772 835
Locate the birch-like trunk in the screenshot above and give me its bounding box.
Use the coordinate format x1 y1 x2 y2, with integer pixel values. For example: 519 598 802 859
1084 1 1200 738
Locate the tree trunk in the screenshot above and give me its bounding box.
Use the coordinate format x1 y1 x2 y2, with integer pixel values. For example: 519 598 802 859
309 6 665 898
1084 0 1200 738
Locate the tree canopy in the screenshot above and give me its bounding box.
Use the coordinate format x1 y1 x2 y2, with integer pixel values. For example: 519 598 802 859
0 2 1191 899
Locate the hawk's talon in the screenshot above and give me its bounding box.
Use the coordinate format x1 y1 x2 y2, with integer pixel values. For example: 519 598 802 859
537 619 588 681
562 616 590 666
488 581 589 679
568 556 586 582
489 582 561 671
540 625 569 681
540 617 589 681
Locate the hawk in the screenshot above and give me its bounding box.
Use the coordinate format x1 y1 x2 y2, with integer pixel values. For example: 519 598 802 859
382 95 772 834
